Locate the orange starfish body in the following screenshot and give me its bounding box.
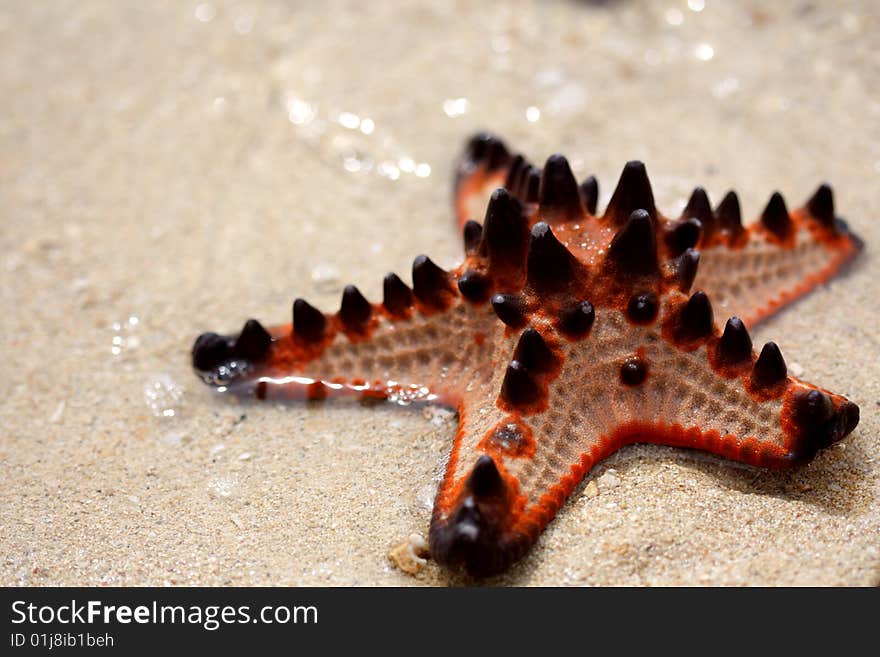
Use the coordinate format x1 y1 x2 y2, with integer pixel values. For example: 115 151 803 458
192 132 861 576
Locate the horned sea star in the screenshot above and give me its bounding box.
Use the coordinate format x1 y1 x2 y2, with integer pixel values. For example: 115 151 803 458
191 132 862 576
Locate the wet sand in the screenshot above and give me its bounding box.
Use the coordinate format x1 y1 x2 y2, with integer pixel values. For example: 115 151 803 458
1 0 878 585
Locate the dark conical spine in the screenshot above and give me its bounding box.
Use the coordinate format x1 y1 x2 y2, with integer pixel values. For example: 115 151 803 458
504 154 525 191
715 190 744 237
605 209 659 277
339 285 372 329
510 164 531 200
682 187 716 239
526 222 576 292
665 218 702 257
486 136 510 170
679 291 714 340
513 328 555 373
538 154 582 221
806 183 835 228
192 332 232 370
604 160 656 225
524 169 540 203
795 389 834 425
491 293 526 328
620 358 648 386
676 248 700 294
717 317 752 364
760 192 793 239
444 495 487 552
463 220 483 255
464 132 491 162
558 300 595 338
467 455 505 498
465 132 509 170
500 360 540 407
457 270 491 302
412 255 453 307
382 273 414 316
627 292 659 324
479 188 529 269
752 341 787 387
234 319 272 361
579 176 599 215
790 389 859 452
293 298 326 342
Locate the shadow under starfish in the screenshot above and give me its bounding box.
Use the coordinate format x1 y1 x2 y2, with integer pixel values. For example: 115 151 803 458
191 132 862 577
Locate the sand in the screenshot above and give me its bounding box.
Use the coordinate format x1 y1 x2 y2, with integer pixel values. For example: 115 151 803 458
1 0 877 586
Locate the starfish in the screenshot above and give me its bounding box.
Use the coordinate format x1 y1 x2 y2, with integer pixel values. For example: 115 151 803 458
191 132 862 577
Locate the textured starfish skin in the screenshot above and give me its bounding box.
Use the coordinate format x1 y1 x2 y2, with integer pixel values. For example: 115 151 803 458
454 133 863 327
192 132 862 576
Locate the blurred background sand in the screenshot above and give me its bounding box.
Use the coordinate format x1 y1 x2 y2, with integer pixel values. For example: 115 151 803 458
1 0 877 585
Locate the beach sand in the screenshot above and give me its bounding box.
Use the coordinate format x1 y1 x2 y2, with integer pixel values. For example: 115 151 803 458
1 0 877 586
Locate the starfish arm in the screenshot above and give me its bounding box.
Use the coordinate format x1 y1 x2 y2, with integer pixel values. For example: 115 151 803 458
192 265 501 405
692 198 862 326
453 132 862 327
454 132 515 231
429 303 859 576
